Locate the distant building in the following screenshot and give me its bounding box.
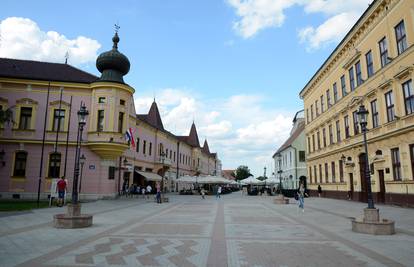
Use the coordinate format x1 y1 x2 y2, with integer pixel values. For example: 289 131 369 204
273 110 307 189
299 0 414 205
0 32 221 200
222 169 236 180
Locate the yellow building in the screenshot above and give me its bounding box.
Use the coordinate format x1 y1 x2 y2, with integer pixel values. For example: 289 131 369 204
299 0 414 206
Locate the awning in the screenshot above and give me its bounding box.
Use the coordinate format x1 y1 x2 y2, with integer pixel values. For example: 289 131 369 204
135 170 163 181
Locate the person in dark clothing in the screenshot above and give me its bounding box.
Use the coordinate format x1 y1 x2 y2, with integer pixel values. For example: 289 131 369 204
318 184 322 197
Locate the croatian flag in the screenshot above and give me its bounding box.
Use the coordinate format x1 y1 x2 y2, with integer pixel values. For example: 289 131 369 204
125 128 136 148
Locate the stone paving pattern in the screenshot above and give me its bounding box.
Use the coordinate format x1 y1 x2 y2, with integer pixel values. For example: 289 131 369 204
0 194 413 266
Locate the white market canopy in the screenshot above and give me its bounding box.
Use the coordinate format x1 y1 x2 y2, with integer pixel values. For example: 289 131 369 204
135 170 163 181
241 176 266 185
263 177 280 184
176 175 236 184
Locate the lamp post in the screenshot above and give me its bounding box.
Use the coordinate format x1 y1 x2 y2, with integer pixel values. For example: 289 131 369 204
263 166 267 194
357 105 375 209
72 103 88 205
78 154 86 196
160 151 166 203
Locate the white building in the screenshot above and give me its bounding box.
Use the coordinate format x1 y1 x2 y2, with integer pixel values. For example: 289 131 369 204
273 110 307 189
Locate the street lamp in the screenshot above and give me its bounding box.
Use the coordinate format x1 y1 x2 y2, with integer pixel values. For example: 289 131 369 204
357 104 374 209
160 151 166 202
78 154 86 196
72 102 88 205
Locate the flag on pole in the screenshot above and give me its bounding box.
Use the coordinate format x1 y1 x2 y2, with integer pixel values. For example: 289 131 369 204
125 128 135 148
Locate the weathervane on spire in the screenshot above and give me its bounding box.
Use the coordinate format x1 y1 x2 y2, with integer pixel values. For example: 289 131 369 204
64 51 69 64
114 23 120 34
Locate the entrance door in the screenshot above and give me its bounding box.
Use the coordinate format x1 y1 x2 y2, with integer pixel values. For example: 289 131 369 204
358 153 367 203
378 170 386 203
349 173 354 200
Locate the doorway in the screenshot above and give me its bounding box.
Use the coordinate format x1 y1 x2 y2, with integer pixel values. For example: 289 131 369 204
378 170 386 203
358 153 368 203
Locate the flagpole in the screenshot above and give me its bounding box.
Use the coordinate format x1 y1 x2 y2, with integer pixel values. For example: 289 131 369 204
37 82 51 207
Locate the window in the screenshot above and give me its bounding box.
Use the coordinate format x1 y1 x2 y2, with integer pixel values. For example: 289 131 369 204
48 152 61 178
97 110 104 132
52 109 65 132
349 66 355 91
317 131 321 150
395 20 407 55
391 148 401 181
326 89 331 108
98 97 106 103
339 160 344 182
410 144 414 180
143 140 147 154
366 50 374 78
379 37 389 67
315 100 319 116
336 120 341 142
13 151 27 176
344 115 350 138
385 91 395 122
314 166 317 183
309 166 313 184
331 162 336 183
322 128 327 147
299 151 305 162
118 112 124 133
19 107 32 129
174 151 176 162
136 137 140 152
311 104 314 120
325 163 329 183
329 124 333 145
319 164 322 183
149 142 152 156
352 111 359 135
306 109 309 123
108 166 115 180
333 83 338 103
120 99 125 105
308 136 311 153
371 100 379 128
341 75 347 97
312 134 315 151
321 95 325 113
355 61 363 86
403 80 414 115
170 150 172 159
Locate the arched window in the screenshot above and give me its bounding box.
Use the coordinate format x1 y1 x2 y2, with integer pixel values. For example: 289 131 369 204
48 152 61 178
13 151 27 177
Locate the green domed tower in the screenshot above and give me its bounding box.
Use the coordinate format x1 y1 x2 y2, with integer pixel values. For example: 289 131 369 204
96 32 130 84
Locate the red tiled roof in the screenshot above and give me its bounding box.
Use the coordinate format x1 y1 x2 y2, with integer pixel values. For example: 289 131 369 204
0 58 98 83
222 170 236 180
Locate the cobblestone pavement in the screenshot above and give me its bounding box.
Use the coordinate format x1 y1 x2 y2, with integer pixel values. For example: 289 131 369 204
0 194 413 267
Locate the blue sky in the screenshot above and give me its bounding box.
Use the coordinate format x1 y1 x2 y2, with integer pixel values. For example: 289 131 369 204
1 0 372 176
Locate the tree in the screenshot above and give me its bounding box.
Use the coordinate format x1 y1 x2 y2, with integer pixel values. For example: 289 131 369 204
235 165 253 181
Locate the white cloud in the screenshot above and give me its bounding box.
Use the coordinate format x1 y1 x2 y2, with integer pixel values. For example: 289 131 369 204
226 0 373 49
134 88 294 176
298 12 360 50
0 17 101 66
227 0 297 38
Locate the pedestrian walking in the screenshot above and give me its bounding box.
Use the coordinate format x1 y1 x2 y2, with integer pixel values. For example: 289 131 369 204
141 187 146 198
216 186 222 199
56 176 67 207
318 184 322 197
297 182 307 212
146 184 152 199
156 182 161 203
201 188 205 199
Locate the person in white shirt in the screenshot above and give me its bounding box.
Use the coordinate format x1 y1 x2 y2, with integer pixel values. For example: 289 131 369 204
216 186 222 199
146 185 152 199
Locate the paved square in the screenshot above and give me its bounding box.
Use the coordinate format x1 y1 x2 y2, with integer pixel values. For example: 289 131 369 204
0 194 413 266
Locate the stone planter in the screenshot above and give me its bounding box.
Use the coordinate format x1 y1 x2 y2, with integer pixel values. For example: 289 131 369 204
53 204 93 229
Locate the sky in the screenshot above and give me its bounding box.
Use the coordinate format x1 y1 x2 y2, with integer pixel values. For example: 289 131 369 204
0 0 372 177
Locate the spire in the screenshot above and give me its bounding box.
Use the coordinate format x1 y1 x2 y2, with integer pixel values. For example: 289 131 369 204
147 100 164 130
202 139 210 154
187 122 200 147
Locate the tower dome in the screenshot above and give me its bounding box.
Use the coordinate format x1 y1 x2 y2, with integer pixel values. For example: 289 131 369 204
96 32 130 84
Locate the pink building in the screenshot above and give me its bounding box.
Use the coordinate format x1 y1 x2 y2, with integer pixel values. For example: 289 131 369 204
0 33 221 200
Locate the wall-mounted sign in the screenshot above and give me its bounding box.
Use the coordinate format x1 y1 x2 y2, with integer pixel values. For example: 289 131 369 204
89 165 96 170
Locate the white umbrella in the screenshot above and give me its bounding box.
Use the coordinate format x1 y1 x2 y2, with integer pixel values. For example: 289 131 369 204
242 176 265 185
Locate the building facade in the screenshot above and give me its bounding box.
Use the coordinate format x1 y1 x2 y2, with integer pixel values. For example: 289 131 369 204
0 32 221 200
300 0 414 205
273 110 307 189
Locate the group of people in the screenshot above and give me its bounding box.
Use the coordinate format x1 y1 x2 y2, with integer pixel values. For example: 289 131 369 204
122 183 153 198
